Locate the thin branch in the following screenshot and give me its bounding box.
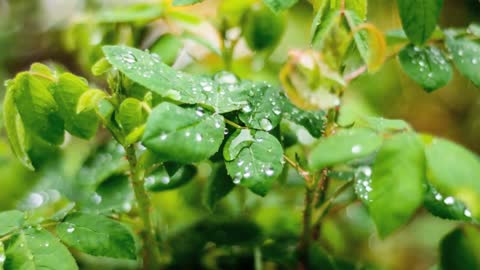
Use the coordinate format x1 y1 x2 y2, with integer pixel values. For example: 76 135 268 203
224 118 244 129
283 155 312 184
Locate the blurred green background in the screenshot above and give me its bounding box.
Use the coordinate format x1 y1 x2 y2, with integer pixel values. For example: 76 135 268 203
0 1 479 269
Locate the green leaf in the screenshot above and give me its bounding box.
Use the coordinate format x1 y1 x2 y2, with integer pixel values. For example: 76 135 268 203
262 0 298 12
311 9 340 50
345 0 367 20
397 0 443 44
440 225 480 270
368 133 426 237
13 73 64 145
150 34 182 66
145 163 197 192
243 4 286 51
95 3 163 23
83 174 134 214
398 44 452 92
142 102 225 163
76 89 107 114
423 137 480 220
116 98 147 135
173 0 204 6
204 164 235 210
468 23 480 37
3 81 33 170
239 83 283 131
446 38 480 87
51 73 99 139
103 46 249 113
360 116 411 133
424 184 473 222
344 10 369 69
4 228 78 270
282 98 326 138
308 128 383 171
91 57 112 76
224 129 284 196
56 213 136 259
0 211 24 236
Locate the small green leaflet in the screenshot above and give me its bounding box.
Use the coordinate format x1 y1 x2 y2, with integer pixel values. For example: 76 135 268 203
173 0 204 6
239 83 283 131
13 72 64 145
262 0 298 12
204 164 235 210
440 226 480 270
311 9 340 50
398 44 452 92
142 102 225 163
360 116 411 133
3 81 33 170
344 10 369 69
446 38 480 87
0 211 24 236
308 128 383 171
56 213 136 259
223 129 284 196
116 97 147 135
103 46 249 113
4 228 78 270
397 0 443 45
368 133 425 237
424 137 480 220
51 73 99 139
145 163 197 192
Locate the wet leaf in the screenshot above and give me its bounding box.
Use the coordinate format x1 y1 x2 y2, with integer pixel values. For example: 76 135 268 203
204 164 235 210
0 211 24 236
239 83 283 131
142 102 225 163
56 213 136 259
397 0 443 44
398 44 452 92
446 38 480 87
224 129 284 196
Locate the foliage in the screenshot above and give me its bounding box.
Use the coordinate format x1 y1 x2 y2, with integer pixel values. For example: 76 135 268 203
0 0 479 269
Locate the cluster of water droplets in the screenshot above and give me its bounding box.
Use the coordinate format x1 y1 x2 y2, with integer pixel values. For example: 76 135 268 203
354 166 373 203
429 186 472 219
408 46 450 77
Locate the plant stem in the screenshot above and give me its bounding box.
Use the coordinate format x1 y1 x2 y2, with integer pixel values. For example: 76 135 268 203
298 186 314 269
124 144 161 269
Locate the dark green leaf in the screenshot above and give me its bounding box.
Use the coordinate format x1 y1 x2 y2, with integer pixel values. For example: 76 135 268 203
424 184 473 222
440 225 480 270
368 133 425 237
0 211 24 236
446 38 480 87
397 0 443 44
239 83 283 131
103 46 249 113
282 98 326 138
398 44 452 92
142 102 225 163
243 4 286 51
83 175 134 214
307 243 336 270
308 128 383 171
423 137 480 219
51 73 99 139
262 0 298 12
145 163 196 191
13 73 64 145
204 164 235 210
56 213 136 259
4 228 78 270
224 129 284 196
173 0 204 6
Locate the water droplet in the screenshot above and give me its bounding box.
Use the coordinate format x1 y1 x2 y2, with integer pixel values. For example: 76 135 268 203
464 209 472 217
196 107 204 117
272 108 282 115
351 145 362 154
91 193 102 205
444 196 455 205
25 193 44 209
260 118 273 131
472 59 478 64
160 133 168 140
265 167 274 176
161 176 170 184
242 105 252 113
0 254 5 263
67 226 75 233
196 133 203 142
233 173 241 184
122 53 136 64
435 193 443 201
243 171 251 178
